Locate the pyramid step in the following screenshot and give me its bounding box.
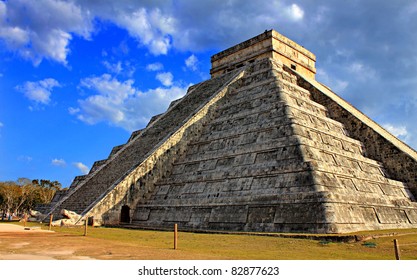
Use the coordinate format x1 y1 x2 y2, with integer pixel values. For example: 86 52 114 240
301 142 381 169
185 137 300 163
177 140 300 167
68 175 88 189
295 123 361 150
146 113 163 128
213 94 288 122
204 103 347 141
143 191 324 208
109 144 125 158
169 158 309 181
90 159 107 174
216 74 323 117
47 69 240 219
128 129 143 142
194 121 362 161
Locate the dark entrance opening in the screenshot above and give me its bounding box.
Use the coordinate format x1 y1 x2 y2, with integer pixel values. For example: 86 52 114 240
120 205 130 223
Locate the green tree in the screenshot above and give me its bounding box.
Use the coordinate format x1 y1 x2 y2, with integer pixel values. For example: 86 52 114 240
32 179 61 203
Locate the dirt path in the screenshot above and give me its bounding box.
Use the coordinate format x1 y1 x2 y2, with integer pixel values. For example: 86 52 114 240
0 224 209 260
0 223 52 232
0 224 92 260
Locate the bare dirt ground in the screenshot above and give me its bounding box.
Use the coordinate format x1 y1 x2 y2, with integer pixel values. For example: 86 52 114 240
0 224 94 260
2 223 417 260
0 224 210 260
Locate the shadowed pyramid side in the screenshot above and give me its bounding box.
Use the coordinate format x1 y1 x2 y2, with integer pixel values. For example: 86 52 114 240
44 70 242 222
129 57 417 233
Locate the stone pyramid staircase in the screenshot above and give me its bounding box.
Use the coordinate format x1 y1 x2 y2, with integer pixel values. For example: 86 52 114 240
129 58 417 233
45 70 240 220
45 29 417 233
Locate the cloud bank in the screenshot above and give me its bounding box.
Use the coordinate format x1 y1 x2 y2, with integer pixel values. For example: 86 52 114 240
2 0 417 149
71 74 187 131
0 0 306 65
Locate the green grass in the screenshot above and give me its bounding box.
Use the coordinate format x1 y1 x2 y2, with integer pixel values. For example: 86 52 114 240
2 221 417 259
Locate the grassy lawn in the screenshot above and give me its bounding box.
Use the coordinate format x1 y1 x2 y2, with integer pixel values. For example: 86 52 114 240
1 221 417 260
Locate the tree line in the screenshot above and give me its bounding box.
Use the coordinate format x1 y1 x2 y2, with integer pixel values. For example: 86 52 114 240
0 178 61 220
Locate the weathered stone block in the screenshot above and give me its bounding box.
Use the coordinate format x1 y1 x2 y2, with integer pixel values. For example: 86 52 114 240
164 207 192 222
209 206 248 223
405 210 417 223
248 207 276 223
375 208 409 224
133 208 150 221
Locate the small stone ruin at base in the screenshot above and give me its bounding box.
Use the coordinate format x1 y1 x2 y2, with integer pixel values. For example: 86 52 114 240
41 30 417 233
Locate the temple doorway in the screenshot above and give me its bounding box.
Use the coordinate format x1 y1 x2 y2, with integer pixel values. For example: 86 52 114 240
120 205 130 223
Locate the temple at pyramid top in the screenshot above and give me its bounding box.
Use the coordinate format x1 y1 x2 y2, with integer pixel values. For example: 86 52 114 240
210 29 316 79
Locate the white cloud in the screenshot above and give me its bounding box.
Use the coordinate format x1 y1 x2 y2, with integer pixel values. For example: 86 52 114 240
103 61 123 74
348 62 378 81
76 74 136 124
0 1 311 64
103 60 136 77
349 62 365 73
146 63 164 71
382 123 408 138
18 155 33 162
16 78 61 105
52 158 66 167
401 2 417 18
284 4 304 22
0 1 311 65
73 162 89 174
156 72 173 87
0 0 92 65
316 68 349 93
71 74 187 131
68 107 80 114
185 54 198 71
123 61 136 77
96 7 175 55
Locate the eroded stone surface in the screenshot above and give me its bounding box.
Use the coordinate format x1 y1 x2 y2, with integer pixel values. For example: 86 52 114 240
46 30 417 233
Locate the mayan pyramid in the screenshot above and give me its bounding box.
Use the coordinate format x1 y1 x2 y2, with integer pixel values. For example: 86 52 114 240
45 30 417 233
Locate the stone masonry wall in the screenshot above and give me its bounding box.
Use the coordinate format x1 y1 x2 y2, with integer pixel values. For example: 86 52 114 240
84 69 246 225
294 70 417 199
288 66 417 232
130 58 417 233
46 70 240 220
211 30 316 79
132 59 331 233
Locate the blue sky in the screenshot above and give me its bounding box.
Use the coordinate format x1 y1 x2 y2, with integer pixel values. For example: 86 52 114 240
0 0 416 188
